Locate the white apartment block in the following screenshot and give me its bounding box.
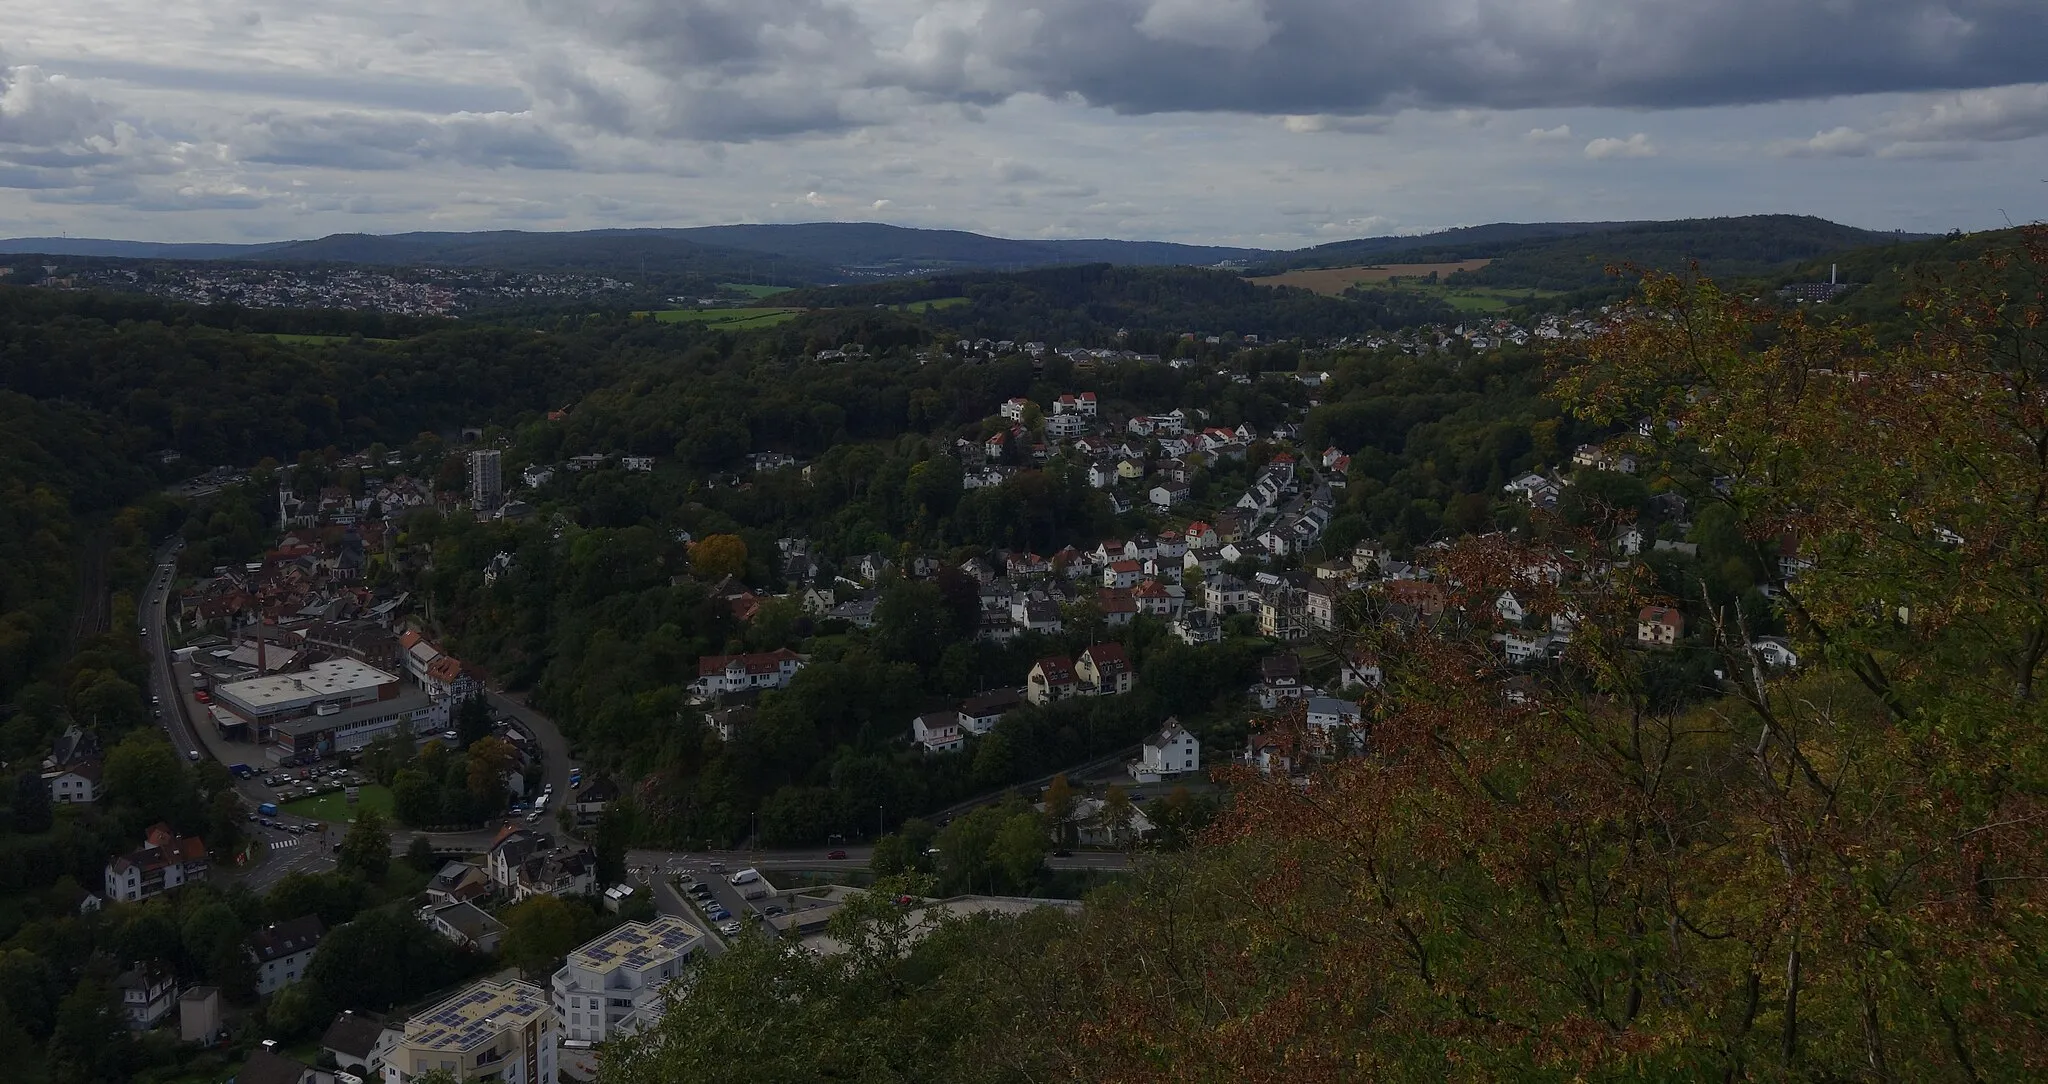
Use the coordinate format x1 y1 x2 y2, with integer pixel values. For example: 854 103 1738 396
551 917 705 1044
383 979 556 1084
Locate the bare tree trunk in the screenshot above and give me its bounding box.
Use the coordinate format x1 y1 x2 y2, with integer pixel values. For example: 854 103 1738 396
1782 941 1801 1069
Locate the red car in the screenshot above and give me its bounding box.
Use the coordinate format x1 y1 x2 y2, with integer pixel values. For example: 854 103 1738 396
193 691 211 704
827 849 847 860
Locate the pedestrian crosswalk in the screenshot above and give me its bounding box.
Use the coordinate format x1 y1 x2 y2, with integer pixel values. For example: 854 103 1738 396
270 839 298 851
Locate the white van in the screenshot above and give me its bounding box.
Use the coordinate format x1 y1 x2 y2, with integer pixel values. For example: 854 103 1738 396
728 868 761 886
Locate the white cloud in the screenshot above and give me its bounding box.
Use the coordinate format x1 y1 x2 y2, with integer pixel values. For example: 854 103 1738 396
1281 113 1389 134
1771 126 1871 158
1883 82 2048 144
1585 133 1657 159
1526 124 1573 143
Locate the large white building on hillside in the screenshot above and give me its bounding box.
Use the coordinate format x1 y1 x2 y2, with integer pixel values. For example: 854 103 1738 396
383 978 555 1084
551 917 705 1045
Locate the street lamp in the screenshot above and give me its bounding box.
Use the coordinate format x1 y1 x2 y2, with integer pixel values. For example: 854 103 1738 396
750 811 757 853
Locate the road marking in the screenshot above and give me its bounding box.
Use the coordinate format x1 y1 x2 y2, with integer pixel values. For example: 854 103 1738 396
270 839 298 850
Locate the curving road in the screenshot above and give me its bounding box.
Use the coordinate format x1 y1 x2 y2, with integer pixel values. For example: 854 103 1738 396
142 538 1137 895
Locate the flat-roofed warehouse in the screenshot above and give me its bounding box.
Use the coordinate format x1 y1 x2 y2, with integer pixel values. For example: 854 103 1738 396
212 660 448 762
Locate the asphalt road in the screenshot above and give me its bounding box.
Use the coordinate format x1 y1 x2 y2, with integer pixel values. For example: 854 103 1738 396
484 687 574 812
141 540 343 889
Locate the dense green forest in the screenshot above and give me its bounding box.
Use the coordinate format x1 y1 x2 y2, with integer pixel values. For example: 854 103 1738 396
1250 214 1915 296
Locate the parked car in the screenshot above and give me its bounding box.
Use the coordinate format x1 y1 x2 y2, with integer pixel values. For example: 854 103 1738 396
719 921 742 936
827 850 847 860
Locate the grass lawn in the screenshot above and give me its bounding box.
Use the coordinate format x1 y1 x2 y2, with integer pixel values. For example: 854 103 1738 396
270 332 397 345
719 283 793 299
1391 282 1561 313
637 307 803 329
905 296 969 312
283 784 395 823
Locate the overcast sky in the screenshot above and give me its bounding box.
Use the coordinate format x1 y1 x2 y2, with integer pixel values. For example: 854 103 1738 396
1 0 2044 247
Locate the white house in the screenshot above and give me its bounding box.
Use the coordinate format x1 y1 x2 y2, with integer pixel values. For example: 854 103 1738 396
1001 398 1031 422
958 689 1024 736
43 761 101 803
247 916 325 996
691 649 805 698
117 964 177 1031
1130 719 1201 783
1339 651 1383 690
1751 638 1801 669
912 711 965 754
1149 484 1190 511
1101 560 1143 590
1305 696 1363 736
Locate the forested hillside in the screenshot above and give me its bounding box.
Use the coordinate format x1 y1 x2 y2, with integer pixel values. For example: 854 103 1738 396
595 227 2048 1084
782 263 1457 342
1445 214 1916 291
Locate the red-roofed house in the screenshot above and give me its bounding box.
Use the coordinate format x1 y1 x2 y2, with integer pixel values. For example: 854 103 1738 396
692 649 806 698
1101 559 1144 590
105 824 209 903
1027 657 1079 706
1637 606 1686 647
1131 579 1180 617
1075 643 1134 697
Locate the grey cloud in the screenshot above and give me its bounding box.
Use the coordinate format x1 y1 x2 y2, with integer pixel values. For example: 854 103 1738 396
523 0 859 75
520 0 2048 143
523 0 862 141
883 0 2048 116
246 111 578 170
0 64 109 146
51 57 530 114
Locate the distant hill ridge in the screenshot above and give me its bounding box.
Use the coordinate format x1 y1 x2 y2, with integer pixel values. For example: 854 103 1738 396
0 216 1925 286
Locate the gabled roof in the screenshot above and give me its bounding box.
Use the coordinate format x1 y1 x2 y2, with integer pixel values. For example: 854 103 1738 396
1080 642 1131 676
247 915 326 962
237 1049 311 1084
1260 654 1303 681
697 648 803 678
1032 657 1076 685
321 1009 389 1060
1145 718 1192 749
